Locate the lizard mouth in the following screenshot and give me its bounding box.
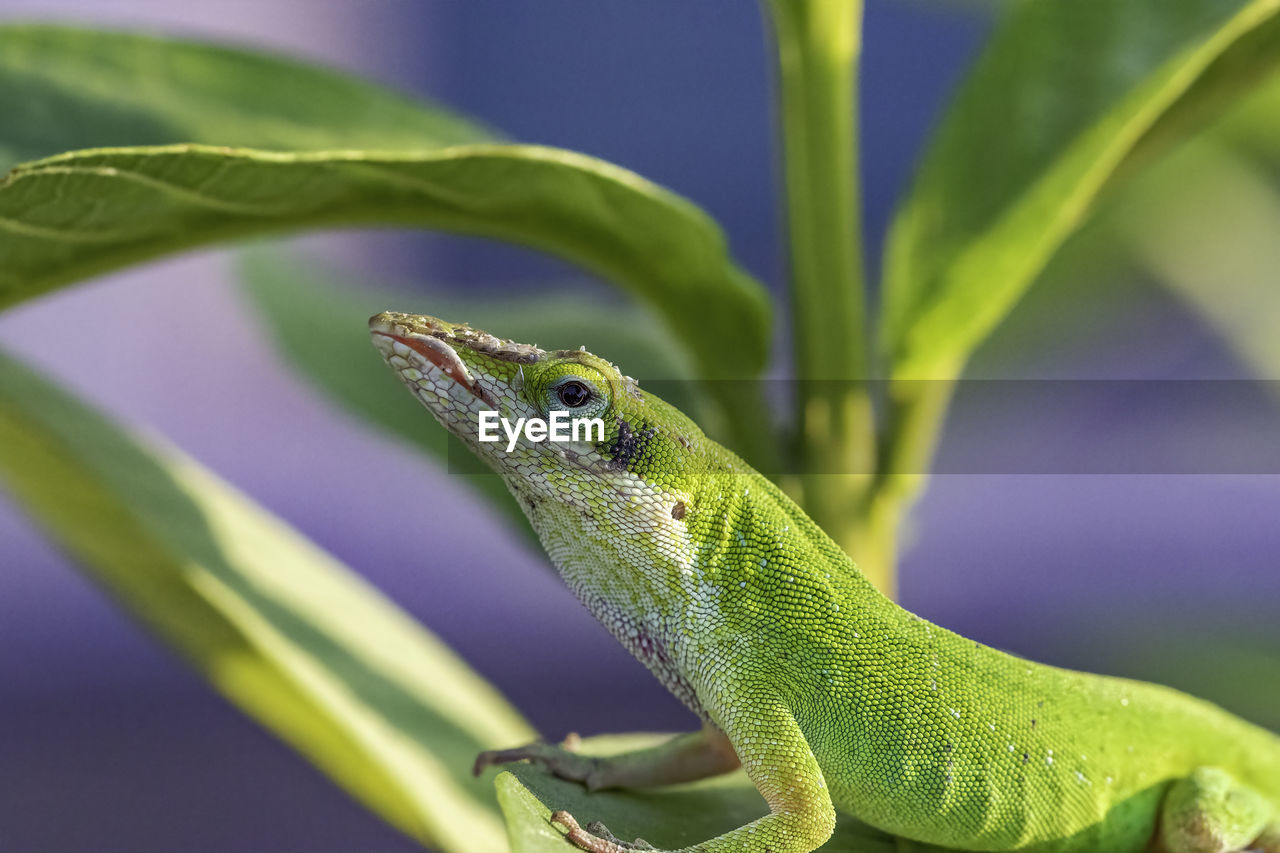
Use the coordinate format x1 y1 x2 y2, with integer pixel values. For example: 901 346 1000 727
369 313 494 405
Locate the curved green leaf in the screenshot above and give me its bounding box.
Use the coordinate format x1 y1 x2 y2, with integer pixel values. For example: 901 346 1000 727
238 248 702 545
0 24 775 462
0 143 771 388
883 0 1280 379
496 773 577 853
497 734 953 853
0 23 491 172
0 349 535 853
1120 141 1280 381
1214 71 1280 156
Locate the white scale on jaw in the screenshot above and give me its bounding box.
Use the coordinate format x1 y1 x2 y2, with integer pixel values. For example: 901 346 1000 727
376 332 501 410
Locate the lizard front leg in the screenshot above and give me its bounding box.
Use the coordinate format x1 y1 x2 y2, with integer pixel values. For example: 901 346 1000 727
548 698 837 853
475 722 740 790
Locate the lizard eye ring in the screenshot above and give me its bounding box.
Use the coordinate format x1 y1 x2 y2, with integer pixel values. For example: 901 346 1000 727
556 380 593 408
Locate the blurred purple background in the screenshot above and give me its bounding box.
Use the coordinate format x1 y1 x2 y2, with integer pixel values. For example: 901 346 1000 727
1 2 1278 851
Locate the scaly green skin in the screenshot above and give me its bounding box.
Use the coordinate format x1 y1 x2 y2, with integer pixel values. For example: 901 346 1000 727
370 311 1280 853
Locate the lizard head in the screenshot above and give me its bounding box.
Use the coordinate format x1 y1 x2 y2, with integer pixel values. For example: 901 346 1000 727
368 311 708 518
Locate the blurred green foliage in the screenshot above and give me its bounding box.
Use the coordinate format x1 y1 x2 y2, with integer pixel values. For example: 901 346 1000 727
1 4 1278 850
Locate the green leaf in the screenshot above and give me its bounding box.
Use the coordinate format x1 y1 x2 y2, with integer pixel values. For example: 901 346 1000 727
0 143 770 386
497 734 954 853
238 248 702 544
0 348 536 853
1214 72 1280 156
1118 140 1280 380
495 773 573 853
0 25 774 462
882 0 1280 379
0 23 491 172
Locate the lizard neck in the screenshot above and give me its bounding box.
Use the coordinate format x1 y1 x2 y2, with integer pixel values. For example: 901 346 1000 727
516 459 897 714
523 488 709 718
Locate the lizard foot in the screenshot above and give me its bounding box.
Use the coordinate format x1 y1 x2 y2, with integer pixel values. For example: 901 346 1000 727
1248 822 1279 853
552 811 655 852
474 734 602 787
586 820 655 850
1159 767 1275 853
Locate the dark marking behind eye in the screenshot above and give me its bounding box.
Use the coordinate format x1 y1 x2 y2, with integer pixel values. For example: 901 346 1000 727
609 418 657 472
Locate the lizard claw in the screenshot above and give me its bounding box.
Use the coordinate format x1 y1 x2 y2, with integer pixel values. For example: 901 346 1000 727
552 811 655 852
474 737 601 785
473 743 547 777
586 820 655 850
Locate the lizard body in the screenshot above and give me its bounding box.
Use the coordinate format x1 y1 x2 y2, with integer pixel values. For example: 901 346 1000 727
370 311 1280 853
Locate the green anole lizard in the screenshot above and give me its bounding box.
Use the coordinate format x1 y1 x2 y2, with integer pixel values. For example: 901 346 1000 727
370 311 1280 853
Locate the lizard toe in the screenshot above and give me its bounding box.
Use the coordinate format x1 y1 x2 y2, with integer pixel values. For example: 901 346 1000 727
552 811 646 853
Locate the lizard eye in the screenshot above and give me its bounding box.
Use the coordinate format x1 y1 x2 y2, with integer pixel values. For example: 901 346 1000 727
540 368 609 420
556 380 593 408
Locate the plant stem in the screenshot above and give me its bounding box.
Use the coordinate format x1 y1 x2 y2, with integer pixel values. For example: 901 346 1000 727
862 377 956 592
765 0 882 589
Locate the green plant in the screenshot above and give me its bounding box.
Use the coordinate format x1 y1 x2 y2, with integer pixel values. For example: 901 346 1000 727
2 4 1279 850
